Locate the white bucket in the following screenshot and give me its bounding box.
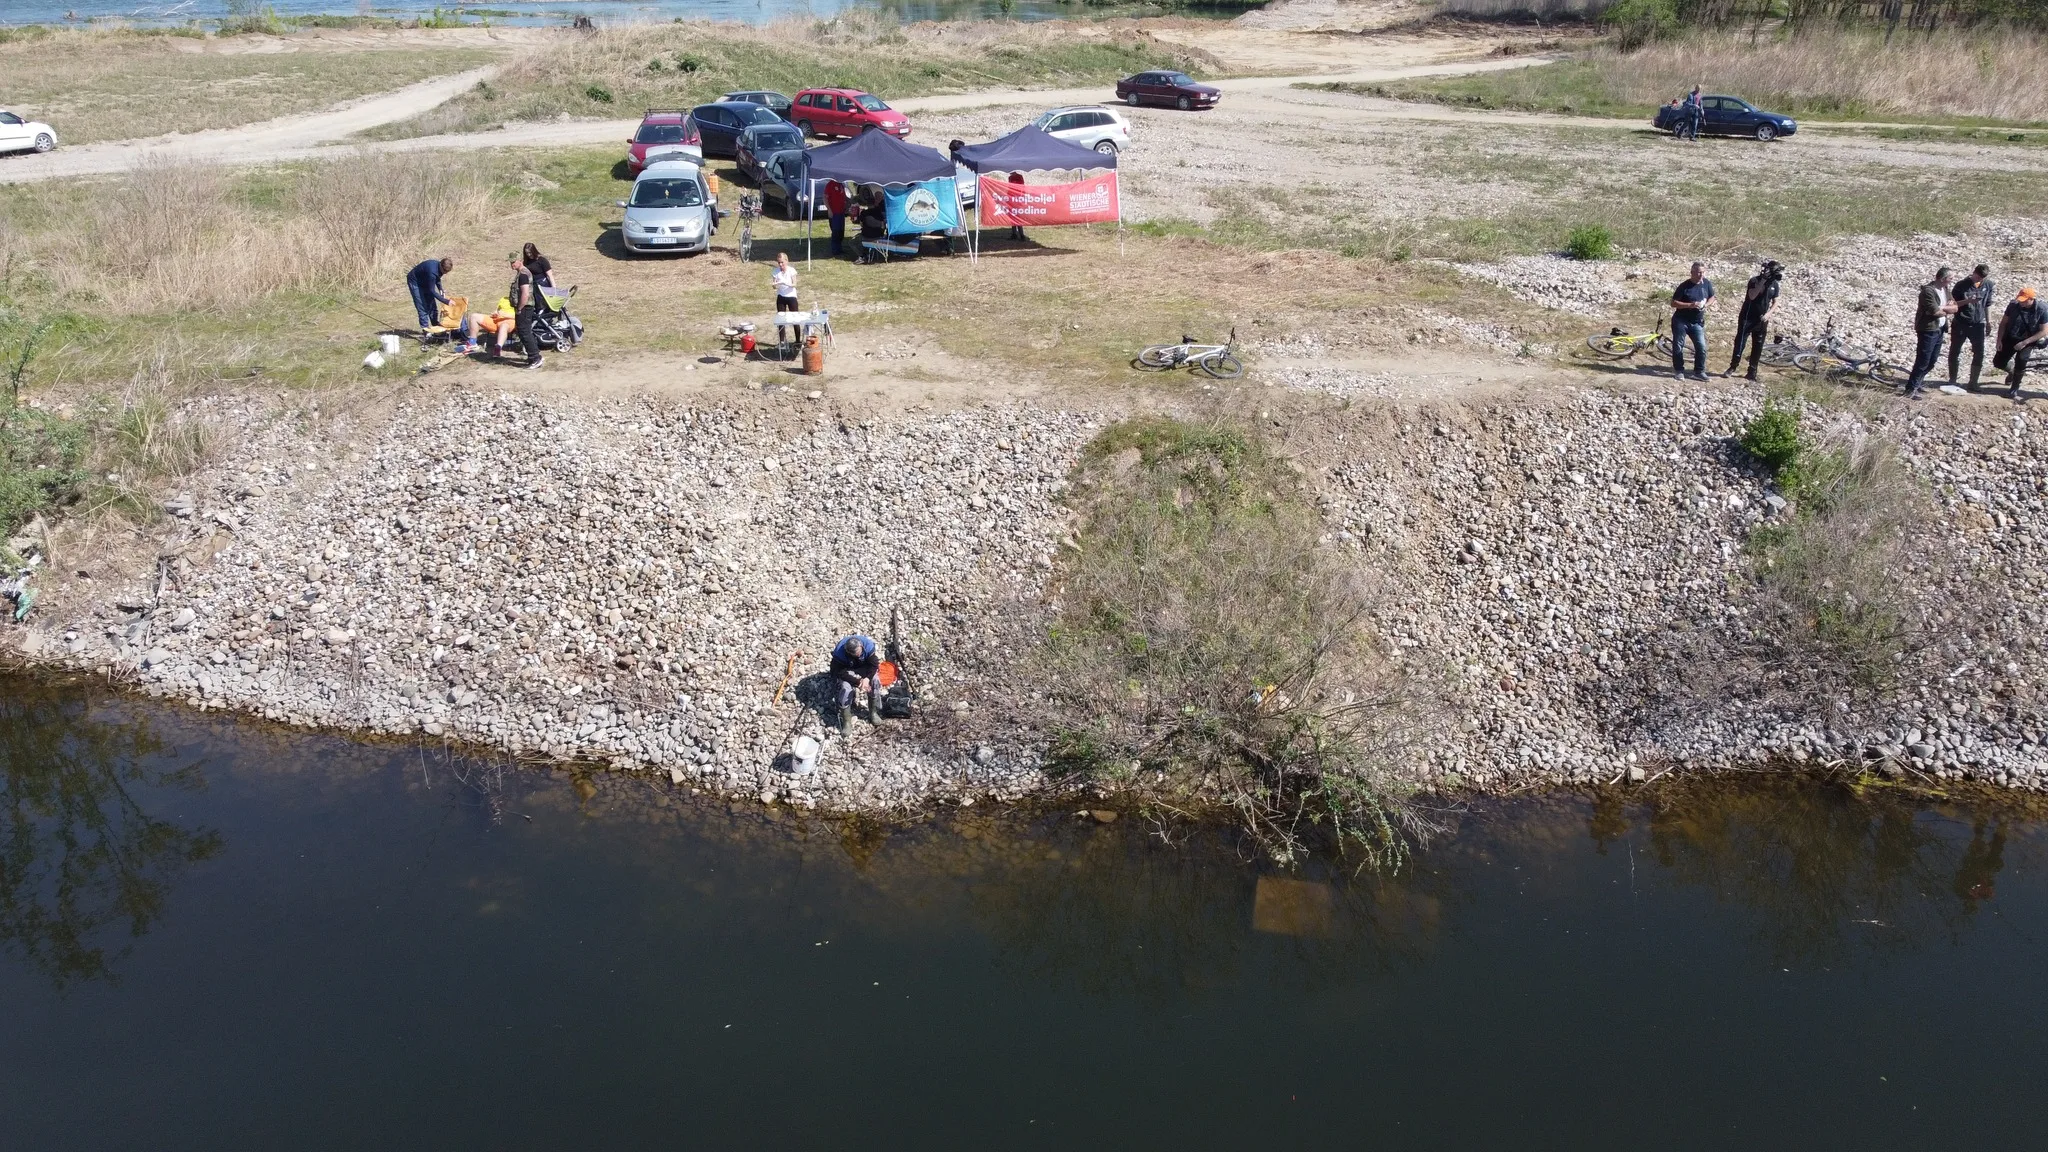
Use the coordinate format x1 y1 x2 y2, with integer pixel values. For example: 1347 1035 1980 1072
362 351 386 370
790 735 820 773
379 334 403 357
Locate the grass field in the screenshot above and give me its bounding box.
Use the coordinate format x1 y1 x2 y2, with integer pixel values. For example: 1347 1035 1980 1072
1333 27 2048 128
0 27 504 144
367 14 1219 139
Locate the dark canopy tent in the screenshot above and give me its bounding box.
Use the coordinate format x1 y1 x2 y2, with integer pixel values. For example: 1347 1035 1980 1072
800 130 958 265
804 129 956 184
953 124 1118 173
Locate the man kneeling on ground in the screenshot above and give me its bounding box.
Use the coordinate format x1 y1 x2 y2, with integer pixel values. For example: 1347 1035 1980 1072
406 256 455 334
829 634 881 732
1997 286 2047 402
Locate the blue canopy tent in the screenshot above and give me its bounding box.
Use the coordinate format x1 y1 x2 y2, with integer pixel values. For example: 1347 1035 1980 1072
800 130 958 266
951 125 1120 263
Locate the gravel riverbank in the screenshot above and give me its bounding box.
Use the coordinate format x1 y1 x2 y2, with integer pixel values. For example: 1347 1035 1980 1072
13 378 2048 804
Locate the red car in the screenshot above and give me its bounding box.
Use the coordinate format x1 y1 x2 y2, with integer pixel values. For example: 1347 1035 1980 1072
627 109 703 175
1115 70 1221 112
790 88 911 139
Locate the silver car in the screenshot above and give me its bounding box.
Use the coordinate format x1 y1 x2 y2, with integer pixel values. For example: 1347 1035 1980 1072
1031 105 1130 156
617 160 716 255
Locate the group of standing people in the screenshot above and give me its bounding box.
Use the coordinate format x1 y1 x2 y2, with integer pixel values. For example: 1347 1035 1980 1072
403 243 556 370
1903 265 2047 400
1663 258 2048 400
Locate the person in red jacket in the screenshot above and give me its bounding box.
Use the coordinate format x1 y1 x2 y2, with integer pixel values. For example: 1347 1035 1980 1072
826 179 849 257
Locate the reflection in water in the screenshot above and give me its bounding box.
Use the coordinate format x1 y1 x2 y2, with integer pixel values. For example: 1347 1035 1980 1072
1593 780 2006 962
0 683 222 989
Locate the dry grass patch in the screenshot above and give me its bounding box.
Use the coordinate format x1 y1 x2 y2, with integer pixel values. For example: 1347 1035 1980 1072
1355 27 2048 126
0 27 502 144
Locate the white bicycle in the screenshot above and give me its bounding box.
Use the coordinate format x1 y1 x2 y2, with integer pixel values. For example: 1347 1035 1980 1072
1134 327 1243 380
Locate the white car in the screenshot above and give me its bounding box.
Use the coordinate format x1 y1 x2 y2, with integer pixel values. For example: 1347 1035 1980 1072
616 159 717 255
0 110 58 155
1031 106 1129 156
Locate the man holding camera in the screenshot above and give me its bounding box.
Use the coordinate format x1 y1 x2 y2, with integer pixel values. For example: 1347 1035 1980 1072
1726 259 1781 381
1948 264 1995 390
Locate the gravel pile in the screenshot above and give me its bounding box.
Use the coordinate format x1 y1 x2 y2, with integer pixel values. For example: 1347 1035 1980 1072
38 393 1093 809
1456 219 2048 362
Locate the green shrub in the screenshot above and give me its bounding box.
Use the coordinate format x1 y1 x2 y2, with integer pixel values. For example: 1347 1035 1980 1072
1739 400 1804 474
1038 417 1430 866
585 85 614 104
0 406 88 537
673 53 703 73
1566 224 1615 261
1603 0 1678 52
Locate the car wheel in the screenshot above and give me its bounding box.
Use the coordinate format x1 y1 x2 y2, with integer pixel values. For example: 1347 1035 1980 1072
1125 92 1140 107
1755 123 1777 142
796 120 813 138
1093 139 1118 155
1177 95 1191 112
32 132 54 153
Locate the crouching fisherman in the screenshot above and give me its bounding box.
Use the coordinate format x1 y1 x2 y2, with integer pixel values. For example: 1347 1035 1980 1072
829 634 882 732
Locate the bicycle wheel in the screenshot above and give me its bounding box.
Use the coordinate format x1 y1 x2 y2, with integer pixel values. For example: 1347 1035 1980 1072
1585 333 1641 359
739 229 753 264
1792 352 1839 375
1759 340 1803 367
1865 361 1909 387
1653 334 1674 360
1195 351 1244 380
1135 346 1179 370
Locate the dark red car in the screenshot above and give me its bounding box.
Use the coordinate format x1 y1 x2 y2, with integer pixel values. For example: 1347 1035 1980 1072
626 109 703 175
1115 70 1221 112
790 88 911 139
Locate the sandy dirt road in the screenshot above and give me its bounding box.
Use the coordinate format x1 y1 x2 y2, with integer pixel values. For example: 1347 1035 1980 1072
0 35 1546 184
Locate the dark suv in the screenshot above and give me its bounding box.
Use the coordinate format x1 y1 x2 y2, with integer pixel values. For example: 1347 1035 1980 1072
1654 95 1798 141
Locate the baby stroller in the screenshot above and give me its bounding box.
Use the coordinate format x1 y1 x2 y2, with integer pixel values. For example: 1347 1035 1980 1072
529 285 584 351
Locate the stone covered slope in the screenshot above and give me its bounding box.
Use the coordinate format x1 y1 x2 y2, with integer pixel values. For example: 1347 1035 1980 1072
50 393 1089 808
26 382 2048 802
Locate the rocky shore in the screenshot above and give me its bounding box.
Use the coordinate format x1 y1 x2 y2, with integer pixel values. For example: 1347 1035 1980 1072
13 375 2048 805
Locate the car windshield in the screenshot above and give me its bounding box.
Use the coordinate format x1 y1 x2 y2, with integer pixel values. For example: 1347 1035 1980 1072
631 179 704 208
753 127 802 151
855 95 889 112
636 123 689 144
734 104 782 126
1165 73 1195 86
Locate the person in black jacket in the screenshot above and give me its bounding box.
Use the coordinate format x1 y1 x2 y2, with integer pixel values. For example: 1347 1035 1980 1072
828 634 881 730
1948 263 1995 389
1726 259 1780 381
1997 286 2047 401
405 256 455 333
1904 267 1958 398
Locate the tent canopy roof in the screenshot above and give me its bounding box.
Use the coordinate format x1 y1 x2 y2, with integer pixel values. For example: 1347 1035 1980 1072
954 124 1117 173
803 130 955 186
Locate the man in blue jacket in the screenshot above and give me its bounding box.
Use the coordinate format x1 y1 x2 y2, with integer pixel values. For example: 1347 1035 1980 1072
406 256 456 333
828 634 882 731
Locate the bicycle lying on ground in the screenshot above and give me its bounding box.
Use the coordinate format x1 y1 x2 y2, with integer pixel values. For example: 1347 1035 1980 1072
1783 320 1908 385
1584 327 1673 361
1135 328 1243 379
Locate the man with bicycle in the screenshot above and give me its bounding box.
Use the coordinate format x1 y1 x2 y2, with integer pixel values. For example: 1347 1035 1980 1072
1669 262 1715 381
1948 264 1995 390
1905 266 1959 398
1726 259 1780 381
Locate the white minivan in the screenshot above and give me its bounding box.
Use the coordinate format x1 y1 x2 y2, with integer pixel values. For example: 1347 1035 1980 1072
1031 106 1129 156
617 159 717 255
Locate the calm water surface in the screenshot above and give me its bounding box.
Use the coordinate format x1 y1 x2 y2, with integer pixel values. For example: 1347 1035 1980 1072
2 1 1106 28
2 676 2044 1149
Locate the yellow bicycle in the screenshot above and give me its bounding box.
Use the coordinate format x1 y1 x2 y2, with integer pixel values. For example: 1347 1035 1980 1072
1585 327 1675 361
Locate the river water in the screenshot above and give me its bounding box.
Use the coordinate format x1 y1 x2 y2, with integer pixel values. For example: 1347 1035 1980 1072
2 1 1100 28
3 676 2043 1149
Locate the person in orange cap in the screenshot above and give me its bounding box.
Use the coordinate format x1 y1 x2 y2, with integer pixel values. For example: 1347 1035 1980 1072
1997 286 2047 401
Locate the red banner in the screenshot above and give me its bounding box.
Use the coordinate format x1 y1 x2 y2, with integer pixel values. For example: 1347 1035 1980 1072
978 172 1120 227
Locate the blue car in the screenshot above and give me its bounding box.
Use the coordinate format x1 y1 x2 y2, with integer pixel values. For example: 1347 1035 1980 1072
1654 94 1797 141
690 100 786 160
